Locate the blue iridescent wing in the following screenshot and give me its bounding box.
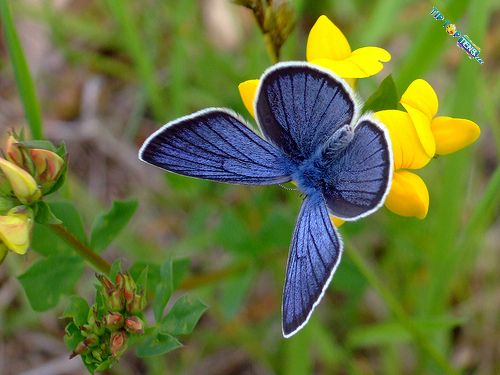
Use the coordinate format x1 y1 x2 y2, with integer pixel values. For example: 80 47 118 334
282 194 342 337
139 109 292 185
255 62 358 162
321 115 393 220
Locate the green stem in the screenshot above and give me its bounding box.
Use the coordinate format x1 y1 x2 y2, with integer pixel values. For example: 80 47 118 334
346 241 458 375
49 224 111 274
0 0 44 139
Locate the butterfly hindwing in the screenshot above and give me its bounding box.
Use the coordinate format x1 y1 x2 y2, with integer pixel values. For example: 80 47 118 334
255 63 358 162
282 194 342 337
139 109 292 185
320 115 393 220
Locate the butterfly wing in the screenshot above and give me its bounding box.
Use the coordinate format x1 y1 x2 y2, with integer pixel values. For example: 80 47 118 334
139 108 292 185
255 62 358 162
282 194 342 337
321 115 393 220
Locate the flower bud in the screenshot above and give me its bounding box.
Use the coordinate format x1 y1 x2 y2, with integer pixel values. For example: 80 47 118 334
69 335 97 359
104 312 124 331
110 331 128 357
0 158 41 204
70 341 88 359
5 135 25 166
127 292 146 315
115 272 125 291
96 274 115 295
0 206 33 255
28 149 65 193
107 289 124 312
122 273 136 304
124 316 144 335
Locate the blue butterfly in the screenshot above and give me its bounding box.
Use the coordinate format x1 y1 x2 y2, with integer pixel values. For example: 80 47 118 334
139 62 393 337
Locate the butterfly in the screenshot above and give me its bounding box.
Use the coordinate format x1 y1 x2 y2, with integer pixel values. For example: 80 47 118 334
139 62 393 337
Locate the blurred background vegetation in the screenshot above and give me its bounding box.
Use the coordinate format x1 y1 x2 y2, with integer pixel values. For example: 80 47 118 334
0 0 499 374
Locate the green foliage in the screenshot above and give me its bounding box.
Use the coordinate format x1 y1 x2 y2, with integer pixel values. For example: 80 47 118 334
159 295 207 335
0 0 44 139
153 260 173 322
18 255 84 311
62 296 90 327
136 332 182 358
31 201 87 256
34 201 62 225
363 74 399 113
90 199 138 253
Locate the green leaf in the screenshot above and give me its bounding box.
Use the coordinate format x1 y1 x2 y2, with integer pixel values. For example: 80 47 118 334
31 201 88 256
16 140 55 151
136 265 148 292
55 142 67 158
18 255 84 311
153 260 173 322
0 1 44 139
362 74 399 113
34 201 62 225
159 295 207 335
50 202 87 244
136 332 182 357
172 258 190 289
61 296 89 326
90 199 138 253
64 321 84 351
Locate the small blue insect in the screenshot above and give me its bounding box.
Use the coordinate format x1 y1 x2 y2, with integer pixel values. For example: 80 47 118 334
139 62 393 337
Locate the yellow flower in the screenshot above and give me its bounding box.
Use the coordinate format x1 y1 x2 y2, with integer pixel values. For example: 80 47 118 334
376 79 480 219
0 158 41 204
0 206 33 255
238 15 391 117
306 15 391 82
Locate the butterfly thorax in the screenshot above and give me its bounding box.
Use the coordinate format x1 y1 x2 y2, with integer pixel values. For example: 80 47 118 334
292 124 354 196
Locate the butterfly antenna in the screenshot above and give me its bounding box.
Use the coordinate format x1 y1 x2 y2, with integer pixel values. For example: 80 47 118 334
279 184 298 191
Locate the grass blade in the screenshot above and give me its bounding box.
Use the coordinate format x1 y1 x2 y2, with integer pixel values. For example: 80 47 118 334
0 0 44 139
105 0 166 121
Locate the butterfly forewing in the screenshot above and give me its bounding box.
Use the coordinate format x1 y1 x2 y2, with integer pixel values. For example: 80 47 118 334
255 63 358 162
282 194 342 337
139 109 292 185
320 116 393 220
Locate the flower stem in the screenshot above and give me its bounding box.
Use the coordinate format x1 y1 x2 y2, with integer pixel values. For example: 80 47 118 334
345 240 458 375
49 223 111 274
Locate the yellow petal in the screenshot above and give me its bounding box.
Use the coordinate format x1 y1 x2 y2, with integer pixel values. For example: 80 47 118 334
348 46 391 77
0 158 41 204
400 79 438 120
311 47 389 79
431 116 480 155
238 79 259 118
306 15 351 62
375 110 431 170
384 171 429 219
0 208 32 255
400 79 438 158
330 216 345 228
404 105 436 158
